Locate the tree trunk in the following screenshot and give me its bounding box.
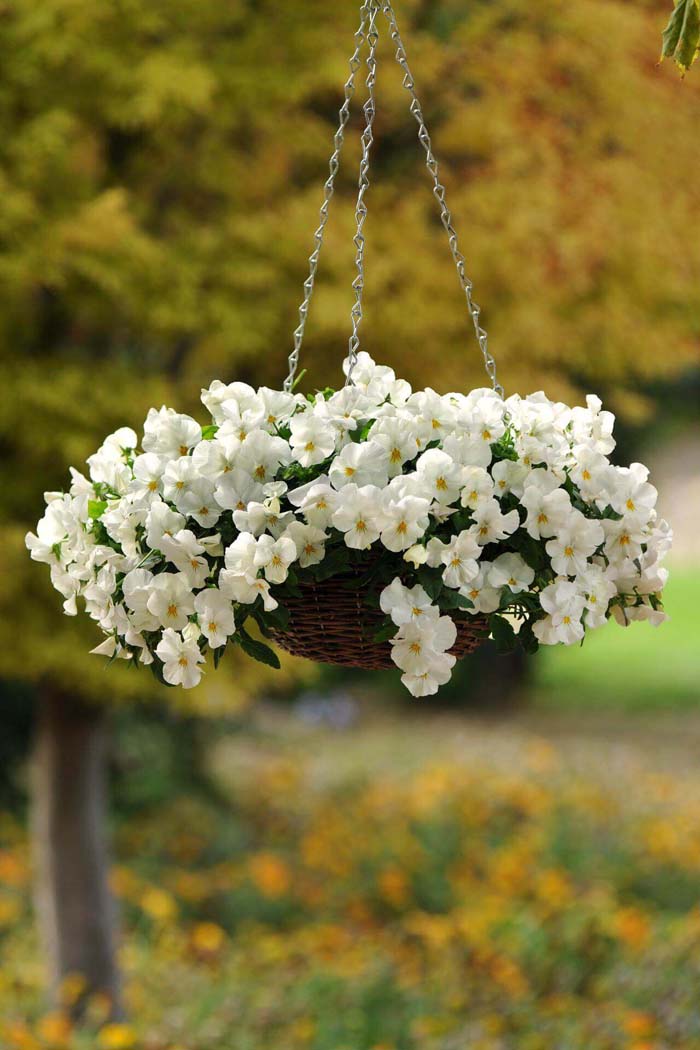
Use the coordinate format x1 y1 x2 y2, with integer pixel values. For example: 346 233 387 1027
32 687 123 1020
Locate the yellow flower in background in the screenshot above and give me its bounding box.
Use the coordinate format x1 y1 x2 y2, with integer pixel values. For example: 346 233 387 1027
377 865 410 908
191 921 226 955
613 907 651 951
36 1012 72 1046
97 1024 137 1050
249 853 290 898
139 887 178 922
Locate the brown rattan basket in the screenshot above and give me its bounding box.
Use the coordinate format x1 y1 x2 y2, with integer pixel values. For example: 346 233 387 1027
270 570 489 670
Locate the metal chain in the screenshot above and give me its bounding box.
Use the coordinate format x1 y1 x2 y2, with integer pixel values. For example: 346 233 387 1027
283 3 372 392
345 1 380 387
380 0 503 396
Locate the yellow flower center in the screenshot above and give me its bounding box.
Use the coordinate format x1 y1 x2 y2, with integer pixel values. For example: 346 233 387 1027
411 607 423 616
254 465 266 480
564 546 574 557
619 533 630 546
208 621 218 633
562 615 571 624
355 519 366 532
305 441 315 452
479 525 488 537
271 555 282 567
390 447 402 463
582 469 591 480
148 480 158 492
409 642 422 654
396 521 408 534
537 513 548 524
482 428 491 440
435 476 448 491
626 498 636 511
431 418 441 430
450 556 462 567
175 480 185 490
344 466 356 477
167 603 178 618
178 655 189 666
179 444 188 455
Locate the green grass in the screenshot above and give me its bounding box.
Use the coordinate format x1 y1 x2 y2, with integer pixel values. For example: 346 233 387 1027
536 566 700 710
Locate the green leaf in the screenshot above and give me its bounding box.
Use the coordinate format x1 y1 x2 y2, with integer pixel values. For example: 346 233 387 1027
489 614 517 653
201 423 219 440
373 619 399 643
439 589 475 611
417 566 444 601
236 626 281 669
88 499 108 520
661 0 700 72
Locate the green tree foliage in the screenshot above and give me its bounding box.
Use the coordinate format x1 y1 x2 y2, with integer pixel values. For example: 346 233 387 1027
1 0 699 703
661 0 700 72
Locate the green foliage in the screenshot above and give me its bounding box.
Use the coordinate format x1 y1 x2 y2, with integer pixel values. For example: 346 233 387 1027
661 0 700 73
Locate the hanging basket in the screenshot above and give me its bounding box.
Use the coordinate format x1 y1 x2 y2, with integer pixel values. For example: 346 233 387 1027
270 568 489 670
26 0 671 699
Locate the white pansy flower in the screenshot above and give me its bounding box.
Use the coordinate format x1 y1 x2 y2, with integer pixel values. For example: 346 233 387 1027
460 466 495 510
391 615 457 677
470 499 520 545
284 523 327 568
606 463 657 524
143 407 202 458
290 481 340 529
155 628 205 689
568 446 610 502
201 380 258 425
403 543 428 568
488 553 535 594
602 518 646 565
237 429 292 484
332 484 384 549
162 456 198 505
545 514 604 577
369 417 418 477
214 468 263 513
130 453 168 503
329 440 389 490
289 413 337 467
233 497 293 538
575 567 617 628
146 572 196 631
533 580 585 645
222 532 258 578
379 578 434 626
194 589 236 648
253 534 297 584
380 495 431 552
460 563 501 614
521 472 571 540
160 529 211 589
414 448 463 504
439 531 481 589
177 477 221 529
146 501 186 551
191 434 242 481
491 460 529 499
219 571 278 611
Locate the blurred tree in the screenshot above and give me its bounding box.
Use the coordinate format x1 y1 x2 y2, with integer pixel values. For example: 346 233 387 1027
0 0 698 1018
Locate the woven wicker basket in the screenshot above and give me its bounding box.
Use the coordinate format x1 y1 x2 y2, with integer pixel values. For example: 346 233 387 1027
270 570 489 670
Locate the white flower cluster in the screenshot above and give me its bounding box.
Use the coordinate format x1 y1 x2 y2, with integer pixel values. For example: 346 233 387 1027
26 352 671 696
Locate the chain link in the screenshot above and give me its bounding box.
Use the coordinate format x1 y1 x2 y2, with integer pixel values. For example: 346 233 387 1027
283 3 372 392
345 1 380 387
379 0 503 396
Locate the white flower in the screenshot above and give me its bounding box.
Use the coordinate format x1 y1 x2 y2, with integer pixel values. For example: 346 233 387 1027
142 407 202 458
369 417 418 476
439 531 481 589
191 434 241 480
545 514 604 577
606 463 657 524
571 394 615 455
403 543 428 568
488 553 535 593
329 440 389 490
289 413 337 466
214 468 263 512
129 453 168 503
611 601 668 628
194 588 236 648
155 628 205 688
146 501 186 551
460 563 501 614
253 534 297 584
162 456 198 505
219 570 278 611
380 495 430 552
284 522 327 568
491 460 529 499
470 499 520 545
331 484 383 549
201 379 257 425
291 481 340 529
258 387 299 430
391 615 457 674
233 497 293 538
575 567 616 628
222 532 258 577
379 578 434 626
415 448 463 504
602 518 646 565
521 472 571 540
460 467 495 510
400 654 455 697
160 529 211 589
569 446 610 502
146 572 196 630
236 429 292 484
122 568 160 631
533 580 585 645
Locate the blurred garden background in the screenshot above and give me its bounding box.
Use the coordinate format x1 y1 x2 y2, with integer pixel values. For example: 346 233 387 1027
1 0 700 1047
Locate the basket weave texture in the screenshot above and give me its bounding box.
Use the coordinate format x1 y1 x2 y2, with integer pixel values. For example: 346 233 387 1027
270 571 489 670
